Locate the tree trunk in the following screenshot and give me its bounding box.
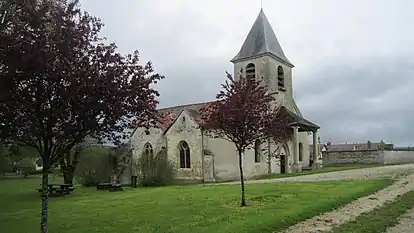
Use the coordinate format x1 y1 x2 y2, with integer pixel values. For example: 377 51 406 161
40 166 49 233
238 150 246 207
63 167 74 185
267 139 272 174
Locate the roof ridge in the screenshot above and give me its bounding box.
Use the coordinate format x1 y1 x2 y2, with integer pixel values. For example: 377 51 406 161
157 100 215 111
261 9 270 53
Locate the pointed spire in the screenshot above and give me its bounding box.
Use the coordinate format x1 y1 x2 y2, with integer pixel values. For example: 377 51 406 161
231 9 293 67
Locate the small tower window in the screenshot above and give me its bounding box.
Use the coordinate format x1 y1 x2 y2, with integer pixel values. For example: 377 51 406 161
277 66 285 89
246 63 256 82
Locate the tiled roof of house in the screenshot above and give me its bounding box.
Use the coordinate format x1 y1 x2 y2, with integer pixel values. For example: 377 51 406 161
131 101 319 136
156 101 215 132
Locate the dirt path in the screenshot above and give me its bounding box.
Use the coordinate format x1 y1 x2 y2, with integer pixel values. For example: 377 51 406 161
274 173 414 233
385 207 414 233
211 164 414 186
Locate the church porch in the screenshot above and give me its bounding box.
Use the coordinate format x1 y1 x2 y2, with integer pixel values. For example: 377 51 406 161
277 106 320 172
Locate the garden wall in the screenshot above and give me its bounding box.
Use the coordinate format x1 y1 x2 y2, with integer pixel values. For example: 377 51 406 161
322 150 414 165
383 151 414 165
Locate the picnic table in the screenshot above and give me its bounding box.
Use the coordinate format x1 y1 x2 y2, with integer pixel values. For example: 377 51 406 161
37 184 75 196
97 183 123 192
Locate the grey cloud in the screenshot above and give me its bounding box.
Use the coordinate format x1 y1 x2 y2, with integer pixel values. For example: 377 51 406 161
78 0 414 146
297 56 414 146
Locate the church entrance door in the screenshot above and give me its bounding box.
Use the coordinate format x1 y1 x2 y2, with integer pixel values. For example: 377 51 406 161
280 155 286 174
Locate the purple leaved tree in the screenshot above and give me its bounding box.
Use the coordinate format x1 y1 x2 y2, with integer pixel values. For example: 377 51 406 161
0 1 163 232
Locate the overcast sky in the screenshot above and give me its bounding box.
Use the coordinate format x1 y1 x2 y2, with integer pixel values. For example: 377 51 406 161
79 0 414 146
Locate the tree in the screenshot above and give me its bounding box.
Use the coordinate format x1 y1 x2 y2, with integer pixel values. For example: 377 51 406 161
201 71 283 207
0 1 163 232
262 109 293 173
75 146 113 187
109 143 132 184
59 142 86 184
0 0 15 27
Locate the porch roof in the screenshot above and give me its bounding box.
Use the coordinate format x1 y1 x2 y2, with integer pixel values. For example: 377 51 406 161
277 106 320 132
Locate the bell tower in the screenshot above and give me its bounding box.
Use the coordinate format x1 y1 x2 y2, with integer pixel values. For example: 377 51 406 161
231 9 295 111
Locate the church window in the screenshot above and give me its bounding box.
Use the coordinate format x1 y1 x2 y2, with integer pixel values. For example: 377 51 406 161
298 142 303 162
179 140 191 168
144 143 153 157
254 139 261 163
246 63 256 82
277 66 285 88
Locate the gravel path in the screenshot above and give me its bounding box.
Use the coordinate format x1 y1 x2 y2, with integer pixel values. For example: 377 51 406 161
277 173 414 233
212 164 414 185
386 207 414 233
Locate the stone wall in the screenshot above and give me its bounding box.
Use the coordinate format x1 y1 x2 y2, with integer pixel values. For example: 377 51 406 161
384 151 414 165
323 150 384 165
323 150 414 165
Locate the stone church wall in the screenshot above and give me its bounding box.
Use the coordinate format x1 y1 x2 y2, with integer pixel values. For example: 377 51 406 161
323 150 414 165
298 132 311 167
130 127 166 159
206 136 278 181
164 111 203 180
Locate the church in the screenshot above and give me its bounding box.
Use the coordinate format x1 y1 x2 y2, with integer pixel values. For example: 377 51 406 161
130 9 321 182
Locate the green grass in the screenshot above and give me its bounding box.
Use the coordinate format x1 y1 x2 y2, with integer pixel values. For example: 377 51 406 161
256 164 387 180
0 176 393 233
331 190 414 233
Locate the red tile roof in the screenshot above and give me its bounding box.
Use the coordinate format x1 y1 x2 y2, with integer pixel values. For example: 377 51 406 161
156 101 215 132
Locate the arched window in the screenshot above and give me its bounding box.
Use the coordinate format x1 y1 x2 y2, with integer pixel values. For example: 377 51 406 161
144 143 153 157
246 63 256 82
254 139 261 163
179 141 191 168
277 66 285 88
298 142 303 162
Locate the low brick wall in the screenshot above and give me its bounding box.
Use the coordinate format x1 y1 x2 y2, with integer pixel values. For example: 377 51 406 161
323 150 414 165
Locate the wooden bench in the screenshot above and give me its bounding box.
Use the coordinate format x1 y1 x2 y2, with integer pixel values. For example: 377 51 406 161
109 184 123 192
97 183 123 192
37 184 75 196
97 183 113 190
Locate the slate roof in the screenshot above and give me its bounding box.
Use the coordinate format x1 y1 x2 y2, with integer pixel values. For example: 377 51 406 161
231 9 293 67
277 106 320 131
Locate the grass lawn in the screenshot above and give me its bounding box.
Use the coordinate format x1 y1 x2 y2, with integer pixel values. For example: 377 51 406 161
331 190 414 233
0 176 392 233
256 164 387 180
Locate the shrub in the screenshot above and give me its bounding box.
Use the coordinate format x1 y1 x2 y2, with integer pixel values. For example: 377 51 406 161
15 157 36 177
75 147 113 187
136 148 175 187
0 156 13 174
